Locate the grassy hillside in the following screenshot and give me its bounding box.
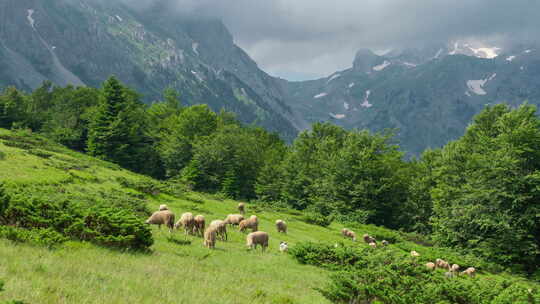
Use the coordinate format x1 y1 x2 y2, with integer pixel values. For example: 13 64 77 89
0 128 538 304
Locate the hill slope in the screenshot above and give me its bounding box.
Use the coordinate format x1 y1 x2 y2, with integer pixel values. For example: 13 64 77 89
1 130 540 303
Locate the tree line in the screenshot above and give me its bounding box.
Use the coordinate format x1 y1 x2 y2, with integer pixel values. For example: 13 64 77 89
0 77 538 274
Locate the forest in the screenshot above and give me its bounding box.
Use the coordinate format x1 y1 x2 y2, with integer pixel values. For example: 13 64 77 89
0 77 539 289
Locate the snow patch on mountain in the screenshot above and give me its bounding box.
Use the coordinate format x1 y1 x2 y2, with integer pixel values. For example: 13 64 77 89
524 50 532 54
348 82 355 88
467 73 496 96
327 73 341 83
192 42 199 56
361 90 373 108
330 113 346 119
449 42 459 55
469 47 500 59
506 56 516 62
191 70 203 82
314 93 328 99
402 62 417 68
373 61 391 71
115 15 123 22
27 9 35 29
344 102 350 110
433 48 443 59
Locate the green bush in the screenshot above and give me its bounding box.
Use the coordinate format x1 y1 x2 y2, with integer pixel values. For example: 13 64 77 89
301 212 333 227
0 150 6 160
0 184 153 250
291 242 539 304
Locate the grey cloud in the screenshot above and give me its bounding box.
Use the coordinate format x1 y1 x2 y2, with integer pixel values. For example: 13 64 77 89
120 0 540 80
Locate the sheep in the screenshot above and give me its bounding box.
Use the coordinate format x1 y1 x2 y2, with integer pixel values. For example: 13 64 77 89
239 215 259 232
444 271 455 279
341 229 356 241
450 264 460 272
368 242 377 249
363 234 376 244
175 212 195 235
425 262 436 271
246 231 269 251
460 267 476 277
159 204 169 211
203 227 217 249
410 251 420 257
347 230 357 242
194 215 205 237
381 240 389 246
145 210 175 233
279 241 288 253
209 220 228 241
224 214 244 226
238 202 246 214
276 220 287 233
436 259 450 270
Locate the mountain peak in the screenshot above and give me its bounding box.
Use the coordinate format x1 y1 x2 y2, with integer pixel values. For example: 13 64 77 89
352 49 381 72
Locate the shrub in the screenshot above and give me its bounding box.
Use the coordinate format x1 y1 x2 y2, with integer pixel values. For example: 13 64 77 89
0 184 153 250
116 176 164 196
301 212 333 227
0 150 6 160
292 241 539 304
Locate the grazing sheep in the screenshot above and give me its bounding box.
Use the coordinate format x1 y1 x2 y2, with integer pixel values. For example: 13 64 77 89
381 240 389 246
239 216 259 233
209 220 228 241
175 212 195 235
276 220 287 233
450 264 460 272
425 262 436 271
224 214 244 226
246 231 269 251
159 204 169 211
203 227 217 249
279 241 288 253
444 271 455 279
341 229 356 241
436 259 450 270
145 210 175 233
368 242 377 249
461 267 476 277
194 215 206 237
363 234 376 244
410 251 420 257
238 202 246 214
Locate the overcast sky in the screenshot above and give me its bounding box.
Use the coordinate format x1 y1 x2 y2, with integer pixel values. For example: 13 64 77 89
123 0 540 80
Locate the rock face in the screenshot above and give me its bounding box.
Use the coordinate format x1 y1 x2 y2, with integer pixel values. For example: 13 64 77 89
282 43 540 155
2 0 540 154
0 0 302 140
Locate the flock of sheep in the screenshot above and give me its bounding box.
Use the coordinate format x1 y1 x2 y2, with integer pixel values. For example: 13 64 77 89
341 228 477 278
145 203 288 252
145 203 477 278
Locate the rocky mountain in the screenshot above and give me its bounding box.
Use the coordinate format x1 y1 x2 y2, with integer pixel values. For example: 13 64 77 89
0 0 303 139
2 0 540 154
283 43 540 155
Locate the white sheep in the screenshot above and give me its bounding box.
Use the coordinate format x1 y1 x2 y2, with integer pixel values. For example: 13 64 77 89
239 216 258 233
238 202 246 214
425 262 436 271
363 234 376 244
368 242 377 249
175 212 195 234
204 227 217 249
209 220 228 241
341 229 357 241
159 204 169 211
145 210 175 233
279 241 288 253
276 220 287 233
461 267 476 277
224 214 244 226
194 215 205 237
246 231 269 251
410 250 420 257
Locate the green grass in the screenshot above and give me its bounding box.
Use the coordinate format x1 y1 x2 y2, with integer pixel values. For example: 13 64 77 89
0 128 538 303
